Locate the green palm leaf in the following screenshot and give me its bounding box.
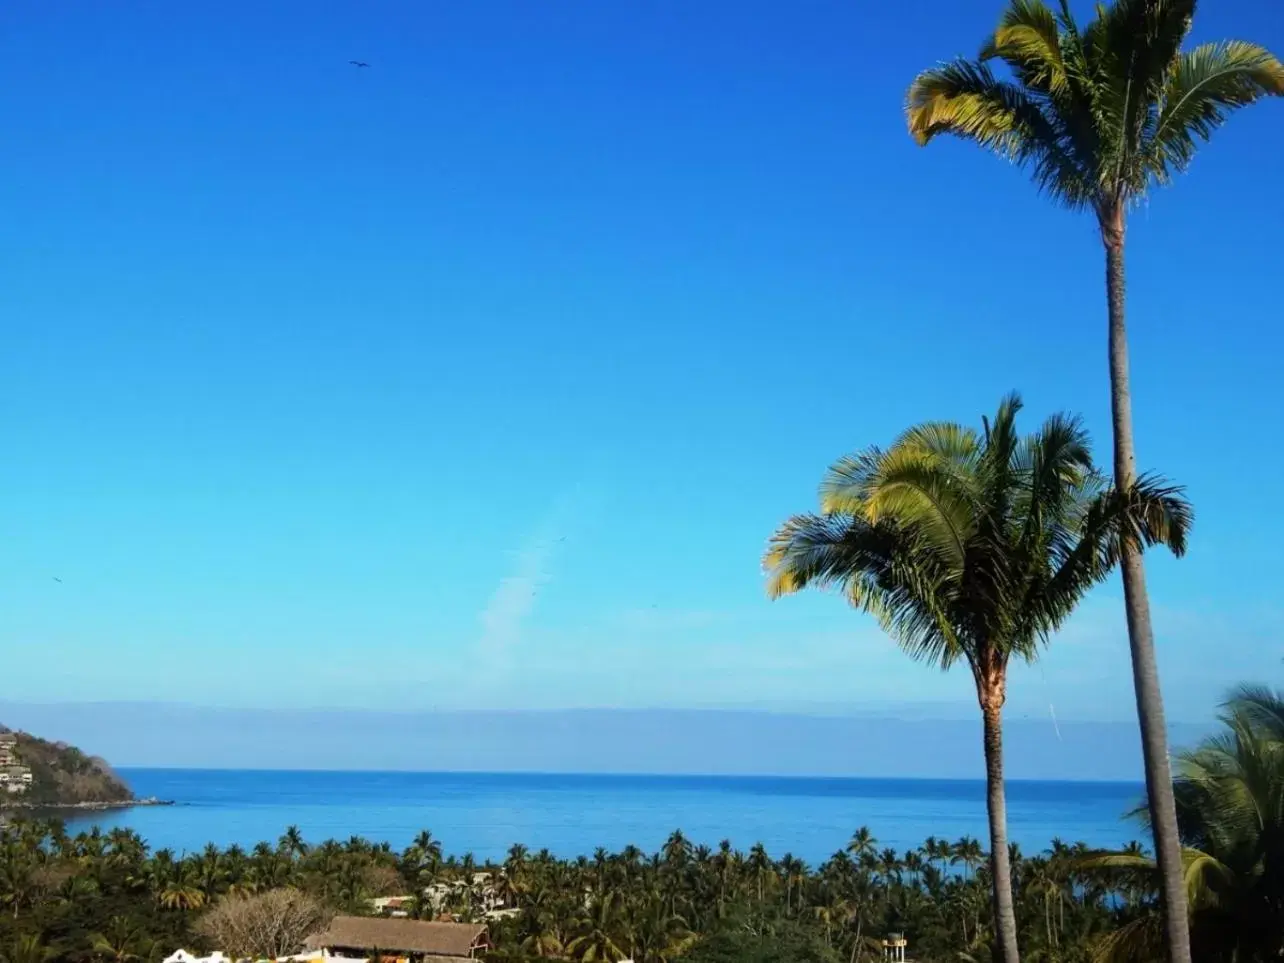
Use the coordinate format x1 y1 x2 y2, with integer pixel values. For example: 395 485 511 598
1144 41 1284 181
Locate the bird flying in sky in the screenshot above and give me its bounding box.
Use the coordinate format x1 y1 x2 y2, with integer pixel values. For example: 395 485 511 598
349 60 370 68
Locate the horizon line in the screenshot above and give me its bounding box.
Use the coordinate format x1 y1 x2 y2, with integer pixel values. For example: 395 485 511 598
0 699 1195 725
111 764 1147 787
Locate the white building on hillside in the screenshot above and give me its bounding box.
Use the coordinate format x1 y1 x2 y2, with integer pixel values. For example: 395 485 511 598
0 767 32 793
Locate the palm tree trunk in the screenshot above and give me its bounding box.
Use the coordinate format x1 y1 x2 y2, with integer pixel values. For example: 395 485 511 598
980 694 1020 963
1102 209 1192 963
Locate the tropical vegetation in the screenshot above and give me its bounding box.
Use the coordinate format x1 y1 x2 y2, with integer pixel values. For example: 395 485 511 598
763 394 1190 963
906 5 1283 961
0 818 1164 963
1089 685 1284 962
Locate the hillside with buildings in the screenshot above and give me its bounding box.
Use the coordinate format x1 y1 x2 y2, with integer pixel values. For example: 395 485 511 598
0 727 133 806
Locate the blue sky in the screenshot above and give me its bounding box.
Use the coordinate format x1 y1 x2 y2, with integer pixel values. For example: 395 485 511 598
2 0 1282 754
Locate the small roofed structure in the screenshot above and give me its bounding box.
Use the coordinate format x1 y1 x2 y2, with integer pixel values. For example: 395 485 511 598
882 932 908 962
306 917 488 962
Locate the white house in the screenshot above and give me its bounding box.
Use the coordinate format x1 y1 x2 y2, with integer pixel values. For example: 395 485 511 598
0 767 32 793
163 952 230 963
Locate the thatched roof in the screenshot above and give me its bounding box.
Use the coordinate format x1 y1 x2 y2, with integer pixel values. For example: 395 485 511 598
305 917 487 957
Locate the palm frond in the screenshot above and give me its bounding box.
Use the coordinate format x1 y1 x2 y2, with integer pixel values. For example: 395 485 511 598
1079 846 1229 910
1076 849 1154 873
907 58 1049 156
907 56 1097 208
980 0 1069 95
821 428 981 515
1092 913 1162 963
763 513 897 601
839 447 978 570
1142 41 1284 182
1107 472 1194 558
762 511 962 669
1038 472 1186 622
1224 684 1284 743
817 447 886 515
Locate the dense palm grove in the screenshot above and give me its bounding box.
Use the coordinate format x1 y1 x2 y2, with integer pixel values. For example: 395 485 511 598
0 815 1163 963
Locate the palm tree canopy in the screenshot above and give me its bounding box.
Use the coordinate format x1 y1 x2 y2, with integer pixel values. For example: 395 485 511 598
764 394 1190 688
906 0 1283 218
1086 685 1284 961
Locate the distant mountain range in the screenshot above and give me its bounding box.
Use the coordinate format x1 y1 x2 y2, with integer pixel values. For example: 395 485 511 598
0 703 1210 781
0 725 134 807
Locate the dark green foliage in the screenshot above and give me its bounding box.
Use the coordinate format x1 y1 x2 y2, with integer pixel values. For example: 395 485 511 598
0 818 1154 963
1088 685 1284 962
682 919 838 963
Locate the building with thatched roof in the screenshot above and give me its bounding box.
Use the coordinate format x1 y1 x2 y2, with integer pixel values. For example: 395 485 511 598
305 917 488 962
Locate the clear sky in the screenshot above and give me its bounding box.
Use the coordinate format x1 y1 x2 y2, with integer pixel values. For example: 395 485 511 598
2 0 1282 756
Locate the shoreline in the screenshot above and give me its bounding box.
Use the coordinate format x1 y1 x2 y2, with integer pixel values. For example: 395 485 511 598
0 796 175 813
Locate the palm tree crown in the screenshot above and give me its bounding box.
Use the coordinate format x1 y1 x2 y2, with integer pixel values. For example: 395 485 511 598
765 393 1189 694
906 0 1283 223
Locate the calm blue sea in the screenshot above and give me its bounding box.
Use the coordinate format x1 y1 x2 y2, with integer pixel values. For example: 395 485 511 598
60 770 1145 864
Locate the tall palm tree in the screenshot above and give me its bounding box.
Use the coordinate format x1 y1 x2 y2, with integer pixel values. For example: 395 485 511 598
764 393 1191 963
905 7 1282 961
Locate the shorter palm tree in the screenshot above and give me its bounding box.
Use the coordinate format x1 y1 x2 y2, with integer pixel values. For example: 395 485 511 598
765 393 1191 963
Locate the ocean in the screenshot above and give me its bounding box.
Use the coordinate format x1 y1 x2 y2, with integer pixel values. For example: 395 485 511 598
51 769 1148 863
